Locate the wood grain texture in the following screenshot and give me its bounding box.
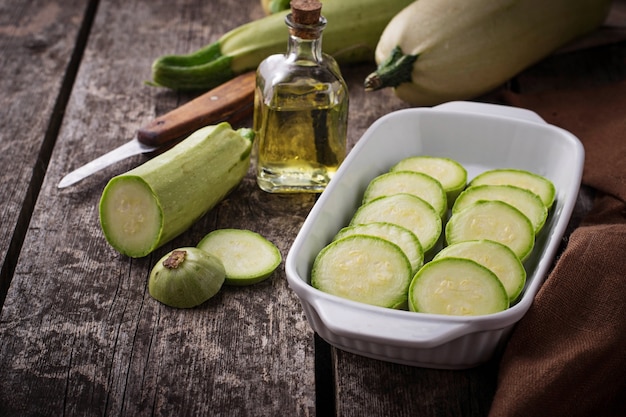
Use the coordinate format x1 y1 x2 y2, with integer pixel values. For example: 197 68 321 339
0 0 316 415
0 0 91 304
333 349 500 417
0 0 622 415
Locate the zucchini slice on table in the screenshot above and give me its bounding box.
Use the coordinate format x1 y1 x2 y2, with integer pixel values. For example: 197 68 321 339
197 229 282 286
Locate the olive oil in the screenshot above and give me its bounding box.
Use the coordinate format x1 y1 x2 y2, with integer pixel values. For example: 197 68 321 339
253 0 349 193
254 77 347 192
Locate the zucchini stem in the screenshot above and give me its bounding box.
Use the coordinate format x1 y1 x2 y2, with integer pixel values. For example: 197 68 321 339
364 46 418 91
163 250 187 269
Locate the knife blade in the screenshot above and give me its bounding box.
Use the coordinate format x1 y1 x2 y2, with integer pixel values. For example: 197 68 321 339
57 71 256 188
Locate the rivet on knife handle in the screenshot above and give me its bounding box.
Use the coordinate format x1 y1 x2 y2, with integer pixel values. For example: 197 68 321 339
137 71 256 147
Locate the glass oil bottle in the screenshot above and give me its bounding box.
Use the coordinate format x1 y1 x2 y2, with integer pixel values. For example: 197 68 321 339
253 0 349 193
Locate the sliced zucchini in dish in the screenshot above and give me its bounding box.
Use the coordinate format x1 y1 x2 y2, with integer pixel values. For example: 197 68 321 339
445 200 535 261
350 193 442 254
469 168 556 209
409 257 509 316
334 222 424 274
362 170 447 218
434 239 526 302
390 156 467 208
312 235 413 309
453 184 548 233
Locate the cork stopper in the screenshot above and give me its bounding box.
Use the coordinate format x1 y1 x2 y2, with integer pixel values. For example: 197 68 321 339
291 0 322 25
289 0 323 39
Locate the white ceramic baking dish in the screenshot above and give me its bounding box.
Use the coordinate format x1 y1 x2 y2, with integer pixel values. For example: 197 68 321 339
285 101 584 369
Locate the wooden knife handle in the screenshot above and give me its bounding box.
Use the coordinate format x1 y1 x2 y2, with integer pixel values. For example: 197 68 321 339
137 71 256 147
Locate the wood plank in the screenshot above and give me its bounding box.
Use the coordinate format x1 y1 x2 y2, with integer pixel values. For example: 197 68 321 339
4 0 620 414
333 350 499 417
0 0 321 415
0 0 93 305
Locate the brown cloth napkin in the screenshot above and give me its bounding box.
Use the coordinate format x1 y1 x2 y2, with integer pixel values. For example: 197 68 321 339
488 82 626 416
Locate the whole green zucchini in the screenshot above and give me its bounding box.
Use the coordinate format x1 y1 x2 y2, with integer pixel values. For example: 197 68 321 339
150 0 414 91
364 0 612 106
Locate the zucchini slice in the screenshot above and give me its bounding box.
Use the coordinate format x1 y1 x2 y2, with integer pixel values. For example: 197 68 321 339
469 168 556 209
362 170 447 218
350 193 442 254
434 240 526 302
390 156 467 207
312 235 413 309
408 257 509 316
334 222 424 274
197 229 282 286
445 200 535 261
453 184 548 233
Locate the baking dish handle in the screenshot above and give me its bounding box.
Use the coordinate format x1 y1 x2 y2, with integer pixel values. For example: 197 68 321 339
311 296 472 347
434 101 546 124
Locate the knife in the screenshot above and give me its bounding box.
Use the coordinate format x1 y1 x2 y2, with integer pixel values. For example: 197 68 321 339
57 71 256 188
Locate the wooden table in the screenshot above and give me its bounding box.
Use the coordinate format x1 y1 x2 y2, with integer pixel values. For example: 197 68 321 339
1 0 624 415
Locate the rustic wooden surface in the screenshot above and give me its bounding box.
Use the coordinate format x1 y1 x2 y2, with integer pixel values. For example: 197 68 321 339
1 0 318 416
0 0 624 416
0 0 92 306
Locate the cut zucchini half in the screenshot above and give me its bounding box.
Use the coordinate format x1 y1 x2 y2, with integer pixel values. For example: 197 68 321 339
99 123 253 258
312 235 413 309
148 247 226 309
469 168 556 209
197 229 282 286
390 156 467 208
453 184 548 233
433 240 526 302
334 222 424 274
350 193 442 253
362 171 447 218
445 200 535 261
408 257 509 316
